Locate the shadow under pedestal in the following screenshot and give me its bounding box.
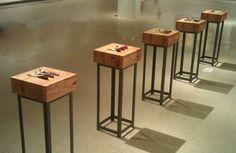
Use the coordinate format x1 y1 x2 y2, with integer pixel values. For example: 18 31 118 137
218 62 236 72
0 0 45 6
166 99 214 119
194 79 234 94
125 128 185 153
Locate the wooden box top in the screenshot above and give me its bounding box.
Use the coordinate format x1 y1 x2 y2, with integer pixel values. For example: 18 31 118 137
201 10 227 23
143 28 179 38
142 28 179 47
94 43 140 57
11 66 76 87
11 66 77 102
176 18 206 33
94 43 141 69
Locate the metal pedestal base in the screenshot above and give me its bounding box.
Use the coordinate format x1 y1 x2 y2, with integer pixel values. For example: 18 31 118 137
17 93 74 153
97 64 137 138
200 21 225 66
142 44 177 105
174 32 203 83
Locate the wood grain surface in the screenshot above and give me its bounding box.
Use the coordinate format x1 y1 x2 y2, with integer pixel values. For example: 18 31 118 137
142 28 179 47
176 18 206 33
201 10 227 23
11 66 77 102
94 43 141 69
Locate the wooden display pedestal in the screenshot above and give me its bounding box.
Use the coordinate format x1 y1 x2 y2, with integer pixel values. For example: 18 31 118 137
142 28 179 105
94 43 141 137
11 66 77 153
200 9 227 66
175 18 206 83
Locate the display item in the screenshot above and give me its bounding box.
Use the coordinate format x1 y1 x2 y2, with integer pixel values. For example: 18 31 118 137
27 69 60 80
108 44 128 52
115 45 128 52
155 28 172 34
184 17 200 22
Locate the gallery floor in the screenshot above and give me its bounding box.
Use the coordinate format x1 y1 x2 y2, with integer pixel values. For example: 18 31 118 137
0 0 236 153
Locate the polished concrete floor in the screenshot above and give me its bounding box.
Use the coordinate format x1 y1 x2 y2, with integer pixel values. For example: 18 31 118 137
1 0 236 153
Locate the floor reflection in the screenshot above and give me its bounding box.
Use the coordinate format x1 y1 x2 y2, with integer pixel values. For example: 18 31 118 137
126 128 185 153
194 79 234 94
166 99 214 119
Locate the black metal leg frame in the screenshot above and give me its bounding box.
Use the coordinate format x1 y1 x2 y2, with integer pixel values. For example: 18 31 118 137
142 43 177 105
200 21 225 66
17 93 74 153
174 31 203 83
97 63 137 138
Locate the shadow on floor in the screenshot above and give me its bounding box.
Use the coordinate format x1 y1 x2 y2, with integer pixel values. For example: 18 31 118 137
0 0 61 7
218 62 236 72
125 128 185 153
0 0 44 6
194 79 234 94
166 99 214 119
